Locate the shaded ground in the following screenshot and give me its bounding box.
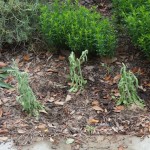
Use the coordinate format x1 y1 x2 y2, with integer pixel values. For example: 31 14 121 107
0 0 150 149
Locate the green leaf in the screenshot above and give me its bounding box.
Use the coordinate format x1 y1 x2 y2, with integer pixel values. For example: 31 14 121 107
0 73 9 79
0 81 12 89
0 67 13 72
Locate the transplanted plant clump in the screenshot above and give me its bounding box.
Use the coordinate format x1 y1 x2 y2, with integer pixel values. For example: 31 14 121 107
10 62 44 116
69 50 88 92
117 63 145 107
40 0 116 56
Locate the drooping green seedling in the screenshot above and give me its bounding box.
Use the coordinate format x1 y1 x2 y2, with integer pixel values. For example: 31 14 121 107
9 61 44 117
117 63 145 107
69 50 88 92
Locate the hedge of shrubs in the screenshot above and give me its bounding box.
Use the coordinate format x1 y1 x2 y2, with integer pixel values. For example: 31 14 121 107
40 0 117 56
113 0 150 57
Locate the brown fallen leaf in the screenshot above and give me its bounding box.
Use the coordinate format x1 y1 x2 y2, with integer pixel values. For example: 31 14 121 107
0 137 8 142
145 83 150 87
19 124 29 127
37 124 47 131
47 69 58 73
92 100 99 106
113 74 121 83
131 67 139 73
17 129 26 134
0 129 9 134
65 95 72 102
114 106 124 113
104 75 111 81
23 54 30 61
132 67 145 75
4 76 13 83
101 57 117 64
88 119 99 124
39 109 48 114
92 106 103 111
0 62 7 68
59 55 65 61
118 145 124 150
114 92 120 97
54 101 65 105
0 108 3 118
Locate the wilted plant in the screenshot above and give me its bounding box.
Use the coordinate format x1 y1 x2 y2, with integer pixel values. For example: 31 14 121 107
117 63 145 107
69 50 88 92
9 62 44 116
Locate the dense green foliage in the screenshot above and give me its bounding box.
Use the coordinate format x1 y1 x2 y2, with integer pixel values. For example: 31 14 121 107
113 0 150 57
69 50 88 92
0 0 39 47
117 63 145 107
40 0 116 56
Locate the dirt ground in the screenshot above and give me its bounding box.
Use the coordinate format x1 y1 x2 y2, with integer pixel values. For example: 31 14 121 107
0 0 150 149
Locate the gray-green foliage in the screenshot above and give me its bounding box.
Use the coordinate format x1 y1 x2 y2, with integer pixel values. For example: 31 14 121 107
0 0 39 47
117 63 145 107
9 62 44 116
69 50 88 92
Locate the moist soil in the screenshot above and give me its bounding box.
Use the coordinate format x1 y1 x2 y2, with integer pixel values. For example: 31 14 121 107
0 0 150 149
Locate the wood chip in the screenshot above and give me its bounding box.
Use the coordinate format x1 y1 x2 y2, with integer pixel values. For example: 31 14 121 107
88 119 99 124
54 101 65 105
17 129 26 134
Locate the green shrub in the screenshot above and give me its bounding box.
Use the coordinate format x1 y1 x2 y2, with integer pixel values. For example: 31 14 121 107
40 0 116 56
112 0 145 21
0 0 39 47
112 0 150 57
124 5 150 57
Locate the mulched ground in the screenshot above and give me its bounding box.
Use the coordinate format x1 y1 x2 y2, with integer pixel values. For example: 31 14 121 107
0 0 150 148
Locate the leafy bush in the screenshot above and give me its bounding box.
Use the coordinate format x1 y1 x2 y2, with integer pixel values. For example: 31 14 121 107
0 0 39 47
40 0 116 56
117 63 145 107
112 0 150 57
